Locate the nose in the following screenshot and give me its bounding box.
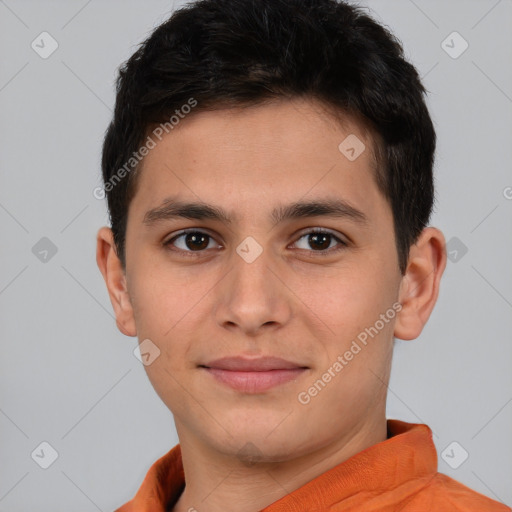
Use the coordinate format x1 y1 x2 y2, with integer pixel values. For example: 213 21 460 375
214 242 292 337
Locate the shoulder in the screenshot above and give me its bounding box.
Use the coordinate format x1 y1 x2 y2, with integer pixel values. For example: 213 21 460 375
401 472 511 512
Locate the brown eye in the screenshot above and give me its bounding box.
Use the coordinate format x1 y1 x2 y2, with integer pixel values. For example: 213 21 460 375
293 229 347 255
165 230 219 253
307 232 332 251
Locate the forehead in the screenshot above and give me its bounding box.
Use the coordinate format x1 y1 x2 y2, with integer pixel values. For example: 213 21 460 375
130 98 386 224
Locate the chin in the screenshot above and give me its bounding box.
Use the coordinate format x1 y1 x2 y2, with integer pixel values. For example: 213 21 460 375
206 421 303 464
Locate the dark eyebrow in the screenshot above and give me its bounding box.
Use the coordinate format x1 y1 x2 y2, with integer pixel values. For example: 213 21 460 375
270 198 368 226
143 198 232 225
143 196 368 227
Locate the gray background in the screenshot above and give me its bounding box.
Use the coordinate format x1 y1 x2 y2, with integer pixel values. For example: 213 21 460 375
0 0 511 510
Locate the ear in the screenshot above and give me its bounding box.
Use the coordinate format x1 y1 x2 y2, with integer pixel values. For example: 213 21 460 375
96 226 137 337
394 227 447 341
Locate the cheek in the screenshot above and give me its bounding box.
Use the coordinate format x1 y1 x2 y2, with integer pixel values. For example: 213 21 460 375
129 272 194 412
127 263 215 382
311 271 394 333
302 263 399 375
128 261 206 337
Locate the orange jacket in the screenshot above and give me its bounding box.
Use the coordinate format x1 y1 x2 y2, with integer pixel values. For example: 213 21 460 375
115 419 510 511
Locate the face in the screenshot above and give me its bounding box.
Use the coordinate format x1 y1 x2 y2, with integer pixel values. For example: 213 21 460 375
121 98 404 462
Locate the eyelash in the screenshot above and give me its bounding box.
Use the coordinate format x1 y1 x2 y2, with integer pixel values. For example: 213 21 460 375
163 228 348 258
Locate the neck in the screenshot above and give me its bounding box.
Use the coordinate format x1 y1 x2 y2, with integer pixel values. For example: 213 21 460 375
172 414 387 512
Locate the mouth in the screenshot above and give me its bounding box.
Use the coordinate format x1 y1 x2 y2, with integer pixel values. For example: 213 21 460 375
199 356 309 393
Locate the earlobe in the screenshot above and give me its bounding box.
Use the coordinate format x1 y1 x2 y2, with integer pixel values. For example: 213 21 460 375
96 227 137 337
394 227 447 341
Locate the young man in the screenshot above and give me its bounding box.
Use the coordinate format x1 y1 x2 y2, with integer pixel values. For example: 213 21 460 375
96 0 510 510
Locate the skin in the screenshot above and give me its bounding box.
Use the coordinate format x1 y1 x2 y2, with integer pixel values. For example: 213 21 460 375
97 97 446 512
